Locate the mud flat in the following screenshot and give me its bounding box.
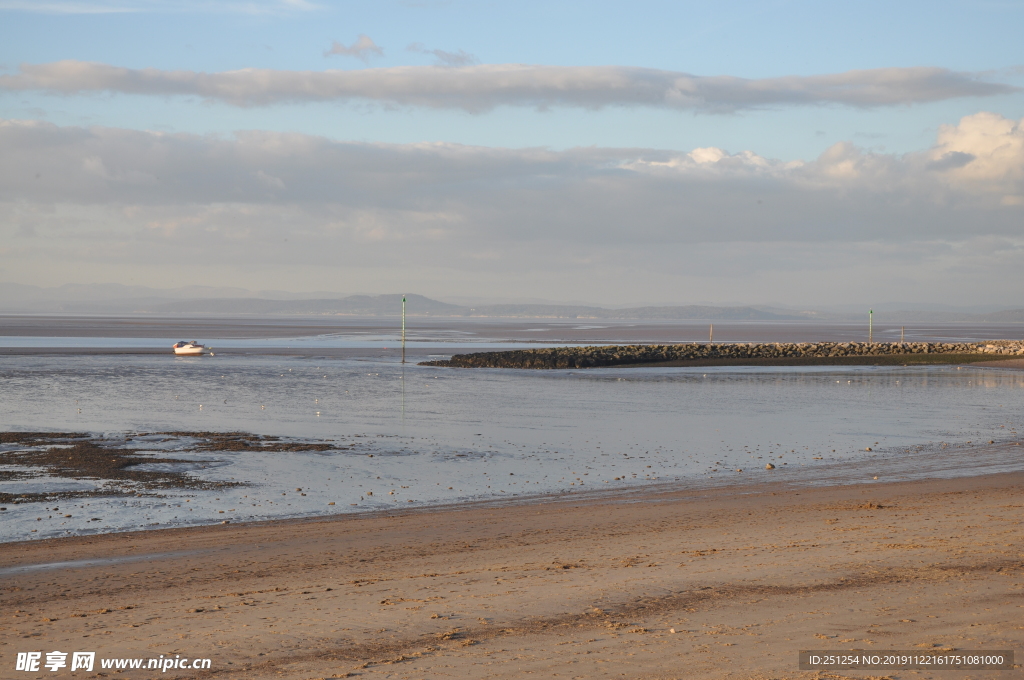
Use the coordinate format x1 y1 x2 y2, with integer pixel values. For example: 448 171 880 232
423 341 1024 369
1 472 1022 679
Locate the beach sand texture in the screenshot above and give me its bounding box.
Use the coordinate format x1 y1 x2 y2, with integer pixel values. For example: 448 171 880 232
2 473 1021 679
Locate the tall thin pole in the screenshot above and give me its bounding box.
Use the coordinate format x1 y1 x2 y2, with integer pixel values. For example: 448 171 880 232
869 309 873 343
709 323 713 344
401 295 406 364
901 326 905 343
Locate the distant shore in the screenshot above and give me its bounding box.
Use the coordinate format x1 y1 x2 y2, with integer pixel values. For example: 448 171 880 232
422 340 1024 369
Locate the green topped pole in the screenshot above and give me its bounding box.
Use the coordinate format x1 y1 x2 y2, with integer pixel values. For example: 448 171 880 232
869 309 873 343
402 295 406 364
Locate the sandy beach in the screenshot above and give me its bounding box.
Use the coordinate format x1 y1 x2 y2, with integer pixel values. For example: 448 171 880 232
2 471 1021 679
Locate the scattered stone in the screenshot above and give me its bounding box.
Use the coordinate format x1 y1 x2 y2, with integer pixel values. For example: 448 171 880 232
765 463 776 469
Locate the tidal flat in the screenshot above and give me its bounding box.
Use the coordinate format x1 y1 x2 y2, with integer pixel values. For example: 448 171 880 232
2 348 1024 540
2 316 1024 678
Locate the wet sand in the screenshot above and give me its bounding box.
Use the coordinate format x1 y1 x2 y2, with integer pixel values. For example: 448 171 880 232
2 473 1021 679
975 358 1024 370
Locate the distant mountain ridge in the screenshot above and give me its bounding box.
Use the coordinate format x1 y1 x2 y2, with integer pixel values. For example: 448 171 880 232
0 282 344 307
1 283 1022 322
0 289 804 320
862 309 1024 323
148 294 465 316
145 296 800 320
457 303 798 320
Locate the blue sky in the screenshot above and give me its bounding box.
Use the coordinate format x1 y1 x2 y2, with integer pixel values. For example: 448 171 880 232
1 0 1023 306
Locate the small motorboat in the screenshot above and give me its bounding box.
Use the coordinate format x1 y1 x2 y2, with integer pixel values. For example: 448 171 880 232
173 340 205 356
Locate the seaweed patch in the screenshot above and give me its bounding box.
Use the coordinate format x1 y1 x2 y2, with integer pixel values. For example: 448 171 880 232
0 431 344 504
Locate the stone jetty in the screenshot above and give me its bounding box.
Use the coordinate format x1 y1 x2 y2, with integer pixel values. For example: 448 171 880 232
421 341 1024 369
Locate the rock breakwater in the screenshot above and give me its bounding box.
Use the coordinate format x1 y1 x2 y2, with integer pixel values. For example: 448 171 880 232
421 341 1024 369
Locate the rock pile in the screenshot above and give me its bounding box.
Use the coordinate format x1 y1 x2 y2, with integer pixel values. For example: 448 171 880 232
421 341 1024 370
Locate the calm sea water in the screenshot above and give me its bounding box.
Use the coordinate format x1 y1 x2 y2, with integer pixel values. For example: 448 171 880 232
2 320 1023 542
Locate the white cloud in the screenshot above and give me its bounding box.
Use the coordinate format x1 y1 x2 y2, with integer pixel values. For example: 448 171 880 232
0 61 1013 112
929 111 1024 198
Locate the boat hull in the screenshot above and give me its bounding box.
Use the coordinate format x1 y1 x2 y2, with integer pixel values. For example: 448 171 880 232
173 345 205 356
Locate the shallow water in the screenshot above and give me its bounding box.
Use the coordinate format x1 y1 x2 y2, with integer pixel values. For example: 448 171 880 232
2 342 1023 543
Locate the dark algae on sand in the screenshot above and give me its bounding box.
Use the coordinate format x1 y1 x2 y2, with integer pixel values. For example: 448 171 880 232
0 432 339 505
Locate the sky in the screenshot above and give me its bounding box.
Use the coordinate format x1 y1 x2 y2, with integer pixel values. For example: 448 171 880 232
0 0 1022 307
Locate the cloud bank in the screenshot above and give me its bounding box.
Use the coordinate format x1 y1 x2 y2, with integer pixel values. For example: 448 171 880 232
0 61 1014 111
1 113 1021 302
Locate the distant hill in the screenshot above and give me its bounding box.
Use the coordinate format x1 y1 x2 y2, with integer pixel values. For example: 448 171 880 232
0 287 807 319
1 283 1022 322
462 304 798 320
869 309 1024 323
60 296 807 320
147 294 463 316
0 282 341 313
977 309 1024 323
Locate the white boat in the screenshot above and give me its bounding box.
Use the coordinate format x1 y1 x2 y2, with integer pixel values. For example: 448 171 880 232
173 340 205 356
